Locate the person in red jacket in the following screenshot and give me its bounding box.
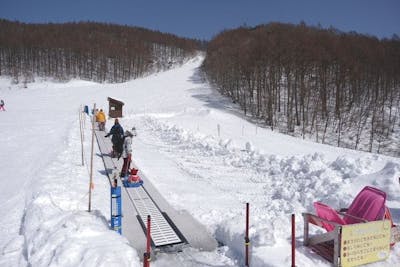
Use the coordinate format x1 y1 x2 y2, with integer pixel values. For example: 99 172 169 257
0 99 5 111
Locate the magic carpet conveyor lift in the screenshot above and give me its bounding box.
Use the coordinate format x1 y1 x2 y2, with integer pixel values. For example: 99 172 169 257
124 182 187 250
94 129 217 255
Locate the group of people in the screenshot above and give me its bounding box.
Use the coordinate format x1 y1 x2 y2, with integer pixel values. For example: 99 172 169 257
92 108 137 178
0 99 5 111
104 118 137 178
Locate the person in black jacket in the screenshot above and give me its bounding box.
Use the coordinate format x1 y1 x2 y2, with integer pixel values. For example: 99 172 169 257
105 118 124 158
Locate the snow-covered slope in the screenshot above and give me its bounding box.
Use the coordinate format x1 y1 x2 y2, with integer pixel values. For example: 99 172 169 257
0 56 399 266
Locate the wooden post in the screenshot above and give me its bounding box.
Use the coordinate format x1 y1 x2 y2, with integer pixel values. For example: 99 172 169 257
88 103 96 212
245 203 250 266
84 114 86 138
79 106 84 166
303 214 309 246
82 107 85 142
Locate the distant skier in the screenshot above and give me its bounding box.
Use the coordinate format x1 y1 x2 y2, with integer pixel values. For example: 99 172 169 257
105 118 124 158
0 99 5 111
120 129 135 177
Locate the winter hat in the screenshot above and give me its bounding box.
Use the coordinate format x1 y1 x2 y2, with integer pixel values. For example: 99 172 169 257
131 127 137 136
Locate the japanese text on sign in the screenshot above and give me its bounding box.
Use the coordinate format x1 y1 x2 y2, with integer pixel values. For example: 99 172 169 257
341 220 391 267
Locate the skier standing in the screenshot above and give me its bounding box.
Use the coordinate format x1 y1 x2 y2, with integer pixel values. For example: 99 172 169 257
105 118 124 158
120 129 135 177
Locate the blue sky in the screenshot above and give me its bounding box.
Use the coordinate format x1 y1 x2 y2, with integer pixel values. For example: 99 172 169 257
0 0 399 40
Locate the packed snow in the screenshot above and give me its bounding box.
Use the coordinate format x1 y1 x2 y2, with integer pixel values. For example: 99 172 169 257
0 55 399 266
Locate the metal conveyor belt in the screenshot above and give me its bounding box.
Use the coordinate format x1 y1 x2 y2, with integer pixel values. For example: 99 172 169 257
94 129 185 249
124 185 183 247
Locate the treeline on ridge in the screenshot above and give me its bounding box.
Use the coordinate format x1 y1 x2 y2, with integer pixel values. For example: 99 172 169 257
202 22 400 156
0 19 203 83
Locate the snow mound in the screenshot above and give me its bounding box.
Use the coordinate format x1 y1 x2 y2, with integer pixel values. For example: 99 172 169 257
126 114 400 266
19 119 140 267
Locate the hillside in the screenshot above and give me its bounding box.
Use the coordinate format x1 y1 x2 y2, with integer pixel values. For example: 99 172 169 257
0 19 203 83
0 56 400 266
202 22 400 157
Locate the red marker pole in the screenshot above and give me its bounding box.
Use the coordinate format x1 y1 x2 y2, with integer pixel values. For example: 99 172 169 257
291 214 296 267
245 203 250 267
143 215 151 267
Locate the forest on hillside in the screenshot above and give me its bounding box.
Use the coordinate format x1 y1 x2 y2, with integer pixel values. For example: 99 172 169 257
1 19 399 156
0 19 203 83
202 22 400 156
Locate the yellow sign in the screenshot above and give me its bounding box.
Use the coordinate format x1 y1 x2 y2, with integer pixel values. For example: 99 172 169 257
341 220 391 267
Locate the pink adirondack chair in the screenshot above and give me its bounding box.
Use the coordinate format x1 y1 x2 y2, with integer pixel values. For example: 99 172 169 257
313 202 346 232
314 186 387 232
343 186 386 224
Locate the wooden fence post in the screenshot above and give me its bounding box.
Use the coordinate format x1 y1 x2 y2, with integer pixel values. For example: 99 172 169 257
88 103 96 212
79 106 84 166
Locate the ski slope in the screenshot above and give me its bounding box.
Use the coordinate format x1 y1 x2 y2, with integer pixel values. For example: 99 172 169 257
0 55 399 266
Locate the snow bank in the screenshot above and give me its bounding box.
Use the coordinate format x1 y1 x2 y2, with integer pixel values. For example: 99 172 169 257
128 114 400 266
18 118 140 267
